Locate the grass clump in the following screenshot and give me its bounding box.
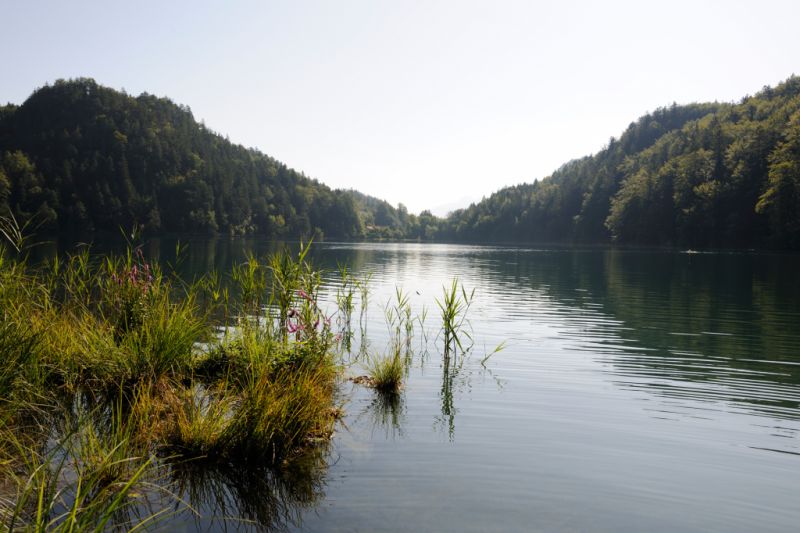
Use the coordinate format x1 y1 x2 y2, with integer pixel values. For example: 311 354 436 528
0 218 343 528
364 346 405 393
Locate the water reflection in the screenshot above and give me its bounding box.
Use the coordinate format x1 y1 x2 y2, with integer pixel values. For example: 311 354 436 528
435 351 471 441
38 236 800 427
34 236 800 530
355 390 406 440
167 446 328 532
440 246 800 423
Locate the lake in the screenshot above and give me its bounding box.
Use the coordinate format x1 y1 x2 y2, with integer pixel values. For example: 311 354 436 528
46 238 800 531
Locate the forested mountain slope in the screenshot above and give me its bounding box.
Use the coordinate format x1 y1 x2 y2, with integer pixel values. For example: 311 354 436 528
3 77 799 248
0 78 368 238
441 76 800 249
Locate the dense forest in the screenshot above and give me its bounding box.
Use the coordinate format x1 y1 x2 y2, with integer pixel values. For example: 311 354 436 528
0 78 414 239
2 77 800 248
439 76 800 249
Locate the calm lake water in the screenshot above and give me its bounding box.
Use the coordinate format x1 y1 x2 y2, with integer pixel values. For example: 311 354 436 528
46 239 800 531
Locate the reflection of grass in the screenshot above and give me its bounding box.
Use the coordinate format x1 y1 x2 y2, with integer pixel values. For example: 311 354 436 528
359 390 405 440
169 442 328 530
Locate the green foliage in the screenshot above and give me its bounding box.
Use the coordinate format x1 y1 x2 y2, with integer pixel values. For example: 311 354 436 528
0 78 374 239
384 286 414 355
439 102 723 244
756 109 800 246
6 75 799 250
0 320 43 407
440 76 800 249
436 278 474 356
0 232 340 514
0 402 170 531
365 348 405 393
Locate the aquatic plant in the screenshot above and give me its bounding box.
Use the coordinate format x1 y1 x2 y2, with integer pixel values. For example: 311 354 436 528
335 263 355 329
0 405 172 531
0 225 342 529
365 345 405 393
232 252 267 321
354 271 372 328
268 240 315 337
0 320 44 408
384 286 414 354
436 278 474 356
335 263 356 353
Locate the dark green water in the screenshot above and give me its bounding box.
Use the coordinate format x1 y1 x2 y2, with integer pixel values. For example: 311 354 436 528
44 239 800 531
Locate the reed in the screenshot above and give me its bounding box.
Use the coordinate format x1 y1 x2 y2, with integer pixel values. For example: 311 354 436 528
165 382 237 457
210 358 336 463
354 271 372 327
0 404 170 532
335 263 355 329
384 287 414 353
435 278 474 356
0 219 342 527
0 320 44 408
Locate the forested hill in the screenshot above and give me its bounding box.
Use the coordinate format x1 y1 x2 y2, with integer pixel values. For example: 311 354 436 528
0 78 395 239
439 76 800 249
3 77 800 248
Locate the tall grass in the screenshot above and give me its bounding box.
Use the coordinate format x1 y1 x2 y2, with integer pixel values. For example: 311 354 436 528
0 219 342 529
436 278 474 356
354 271 372 330
384 287 414 354
335 263 355 329
0 405 171 531
0 321 43 407
1 216 502 528
335 263 356 352
364 345 405 393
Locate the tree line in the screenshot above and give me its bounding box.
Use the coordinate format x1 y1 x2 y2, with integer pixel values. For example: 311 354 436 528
2 76 799 248
439 76 800 249
0 78 412 240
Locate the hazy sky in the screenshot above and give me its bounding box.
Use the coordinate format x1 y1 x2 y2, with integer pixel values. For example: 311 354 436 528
2 0 799 214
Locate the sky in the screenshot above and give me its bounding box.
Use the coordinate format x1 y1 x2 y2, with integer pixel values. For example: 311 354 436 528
2 0 799 214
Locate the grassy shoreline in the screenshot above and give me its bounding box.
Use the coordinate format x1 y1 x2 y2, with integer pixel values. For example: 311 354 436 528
0 232 341 529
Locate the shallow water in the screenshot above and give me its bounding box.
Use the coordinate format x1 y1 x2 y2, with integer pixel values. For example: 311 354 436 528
48 239 800 532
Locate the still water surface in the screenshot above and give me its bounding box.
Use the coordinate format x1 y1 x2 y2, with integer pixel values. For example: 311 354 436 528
70 239 800 531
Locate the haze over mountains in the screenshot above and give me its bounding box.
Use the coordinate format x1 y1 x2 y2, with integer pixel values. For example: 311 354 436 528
1 76 799 248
